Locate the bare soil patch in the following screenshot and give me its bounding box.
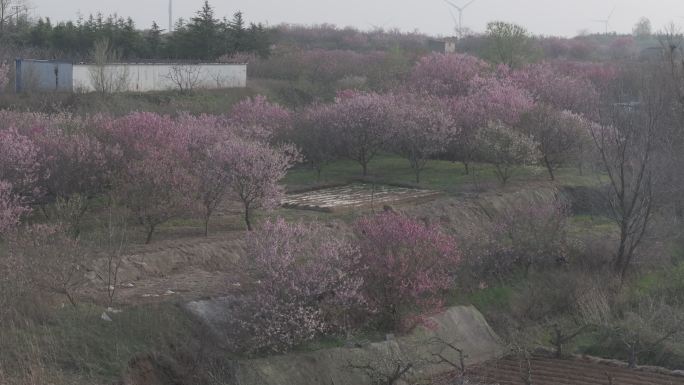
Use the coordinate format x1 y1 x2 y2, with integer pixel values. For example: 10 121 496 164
83 232 247 306
282 182 441 212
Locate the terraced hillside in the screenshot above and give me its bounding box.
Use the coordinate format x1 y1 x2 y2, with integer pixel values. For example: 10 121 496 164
467 356 684 385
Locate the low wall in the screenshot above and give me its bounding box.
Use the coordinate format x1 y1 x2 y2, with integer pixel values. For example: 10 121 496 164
72 63 247 92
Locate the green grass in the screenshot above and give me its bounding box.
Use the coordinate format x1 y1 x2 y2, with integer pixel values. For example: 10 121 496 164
0 303 197 383
285 155 595 194
469 285 514 311
568 214 616 235
0 87 262 116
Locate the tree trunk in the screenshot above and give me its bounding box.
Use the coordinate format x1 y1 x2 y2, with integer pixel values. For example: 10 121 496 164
463 161 470 175
65 290 77 308
204 214 210 237
553 327 563 359
543 156 555 181
244 204 252 231
145 224 156 244
628 344 638 369
614 227 629 278
362 162 368 177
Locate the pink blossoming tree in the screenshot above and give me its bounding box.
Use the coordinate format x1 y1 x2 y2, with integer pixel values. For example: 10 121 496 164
519 105 590 180
390 94 458 183
182 114 233 236
474 121 540 185
103 112 197 243
355 212 461 331
231 218 365 354
292 103 339 180
224 140 300 230
321 91 394 176
447 74 533 174
0 128 42 202
228 95 292 142
409 53 489 97
512 62 599 115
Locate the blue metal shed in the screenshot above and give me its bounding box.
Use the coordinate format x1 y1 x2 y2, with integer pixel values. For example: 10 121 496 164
15 59 73 93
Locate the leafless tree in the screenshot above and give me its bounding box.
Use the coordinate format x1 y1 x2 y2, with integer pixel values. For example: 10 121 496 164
210 71 228 88
609 296 683 368
17 225 89 307
93 208 127 307
88 38 130 95
0 0 28 32
51 194 88 238
428 337 468 377
346 346 414 385
165 64 202 94
590 67 666 279
549 322 593 359
656 26 684 221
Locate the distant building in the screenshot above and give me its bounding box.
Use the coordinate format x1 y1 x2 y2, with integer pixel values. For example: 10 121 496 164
428 38 458 54
15 59 247 93
638 46 662 60
14 59 73 93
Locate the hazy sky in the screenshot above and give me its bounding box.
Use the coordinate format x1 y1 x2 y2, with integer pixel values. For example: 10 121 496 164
26 0 684 38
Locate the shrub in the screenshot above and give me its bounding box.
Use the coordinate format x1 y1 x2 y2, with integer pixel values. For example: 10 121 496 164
0 127 42 201
461 196 570 280
10 224 88 308
0 181 29 237
0 62 9 90
500 197 571 271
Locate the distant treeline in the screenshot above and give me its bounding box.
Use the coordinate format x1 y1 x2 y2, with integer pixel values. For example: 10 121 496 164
0 1 271 61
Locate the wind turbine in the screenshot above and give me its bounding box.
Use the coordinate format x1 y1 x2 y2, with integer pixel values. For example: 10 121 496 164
443 0 478 38
592 5 616 35
168 0 173 32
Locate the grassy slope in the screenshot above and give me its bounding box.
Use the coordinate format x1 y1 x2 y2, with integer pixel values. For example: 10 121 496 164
0 303 198 384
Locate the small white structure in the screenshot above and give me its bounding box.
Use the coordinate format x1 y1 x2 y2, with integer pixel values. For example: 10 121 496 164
72 63 247 93
428 38 458 54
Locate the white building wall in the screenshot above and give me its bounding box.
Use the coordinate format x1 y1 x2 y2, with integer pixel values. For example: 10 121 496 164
72 63 247 93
